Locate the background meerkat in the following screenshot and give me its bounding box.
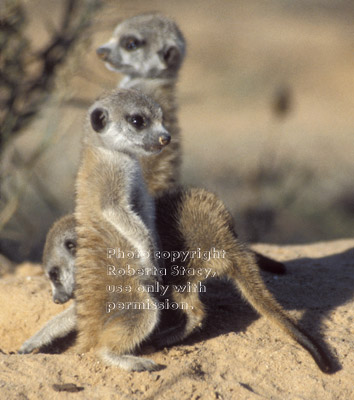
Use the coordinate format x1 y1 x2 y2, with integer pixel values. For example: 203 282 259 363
20 187 334 374
97 12 185 197
74 88 171 372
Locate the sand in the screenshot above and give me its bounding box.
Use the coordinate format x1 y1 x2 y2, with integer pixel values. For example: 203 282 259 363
0 239 353 400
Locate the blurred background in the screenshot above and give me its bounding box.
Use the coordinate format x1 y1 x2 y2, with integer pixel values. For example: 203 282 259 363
1 0 354 262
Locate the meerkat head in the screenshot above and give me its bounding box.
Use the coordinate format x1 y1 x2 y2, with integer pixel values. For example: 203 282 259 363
96 13 186 79
88 88 171 155
42 215 77 304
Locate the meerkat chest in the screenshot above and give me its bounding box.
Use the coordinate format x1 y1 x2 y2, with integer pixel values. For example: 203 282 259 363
77 147 136 209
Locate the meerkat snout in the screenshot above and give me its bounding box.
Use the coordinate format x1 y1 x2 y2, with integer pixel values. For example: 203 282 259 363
159 133 171 146
96 46 111 60
53 292 71 304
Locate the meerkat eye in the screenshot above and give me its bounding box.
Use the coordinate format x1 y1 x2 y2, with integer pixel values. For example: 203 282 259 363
90 108 108 133
119 35 144 51
64 239 76 254
49 266 60 283
126 114 147 130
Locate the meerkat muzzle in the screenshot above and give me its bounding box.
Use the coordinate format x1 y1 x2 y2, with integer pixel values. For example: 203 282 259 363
159 134 171 146
96 46 110 61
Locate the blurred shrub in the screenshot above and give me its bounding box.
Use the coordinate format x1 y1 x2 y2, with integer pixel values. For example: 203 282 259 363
0 0 101 261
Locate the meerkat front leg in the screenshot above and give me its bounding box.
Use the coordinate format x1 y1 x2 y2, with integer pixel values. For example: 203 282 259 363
18 303 76 354
102 206 158 273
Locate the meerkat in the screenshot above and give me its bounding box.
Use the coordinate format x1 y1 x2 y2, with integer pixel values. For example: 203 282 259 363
17 216 78 355
18 215 78 355
20 188 334 374
74 88 172 371
42 214 77 304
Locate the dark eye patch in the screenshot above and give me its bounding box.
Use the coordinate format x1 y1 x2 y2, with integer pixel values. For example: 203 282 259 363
119 35 145 51
49 266 60 283
64 239 76 254
91 108 108 133
126 114 148 130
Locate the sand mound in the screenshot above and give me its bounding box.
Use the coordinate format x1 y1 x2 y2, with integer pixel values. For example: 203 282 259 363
1 240 353 399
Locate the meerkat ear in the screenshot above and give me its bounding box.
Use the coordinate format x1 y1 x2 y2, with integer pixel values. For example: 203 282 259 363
90 108 108 132
158 45 181 70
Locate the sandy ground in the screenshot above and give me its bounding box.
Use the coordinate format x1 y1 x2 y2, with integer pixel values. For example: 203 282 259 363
0 239 353 400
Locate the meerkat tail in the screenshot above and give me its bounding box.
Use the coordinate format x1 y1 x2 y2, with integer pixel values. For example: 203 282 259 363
228 243 334 374
253 251 286 274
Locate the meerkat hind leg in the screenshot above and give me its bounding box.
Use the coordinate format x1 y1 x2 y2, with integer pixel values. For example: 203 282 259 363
94 295 162 372
99 349 163 372
152 290 206 348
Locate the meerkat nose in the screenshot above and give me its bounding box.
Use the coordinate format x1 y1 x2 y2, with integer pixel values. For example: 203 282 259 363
159 134 171 146
96 46 111 60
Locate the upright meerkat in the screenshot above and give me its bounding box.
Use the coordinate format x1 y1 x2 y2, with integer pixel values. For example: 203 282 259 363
74 88 170 371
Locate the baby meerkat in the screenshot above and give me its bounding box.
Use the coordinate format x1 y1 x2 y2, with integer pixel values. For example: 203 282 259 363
74 88 170 372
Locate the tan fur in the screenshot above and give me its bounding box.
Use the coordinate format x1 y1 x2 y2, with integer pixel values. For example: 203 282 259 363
153 187 333 373
123 78 181 196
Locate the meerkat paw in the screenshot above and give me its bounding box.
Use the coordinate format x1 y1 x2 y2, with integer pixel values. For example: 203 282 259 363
18 338 41 354
99 349 164 372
